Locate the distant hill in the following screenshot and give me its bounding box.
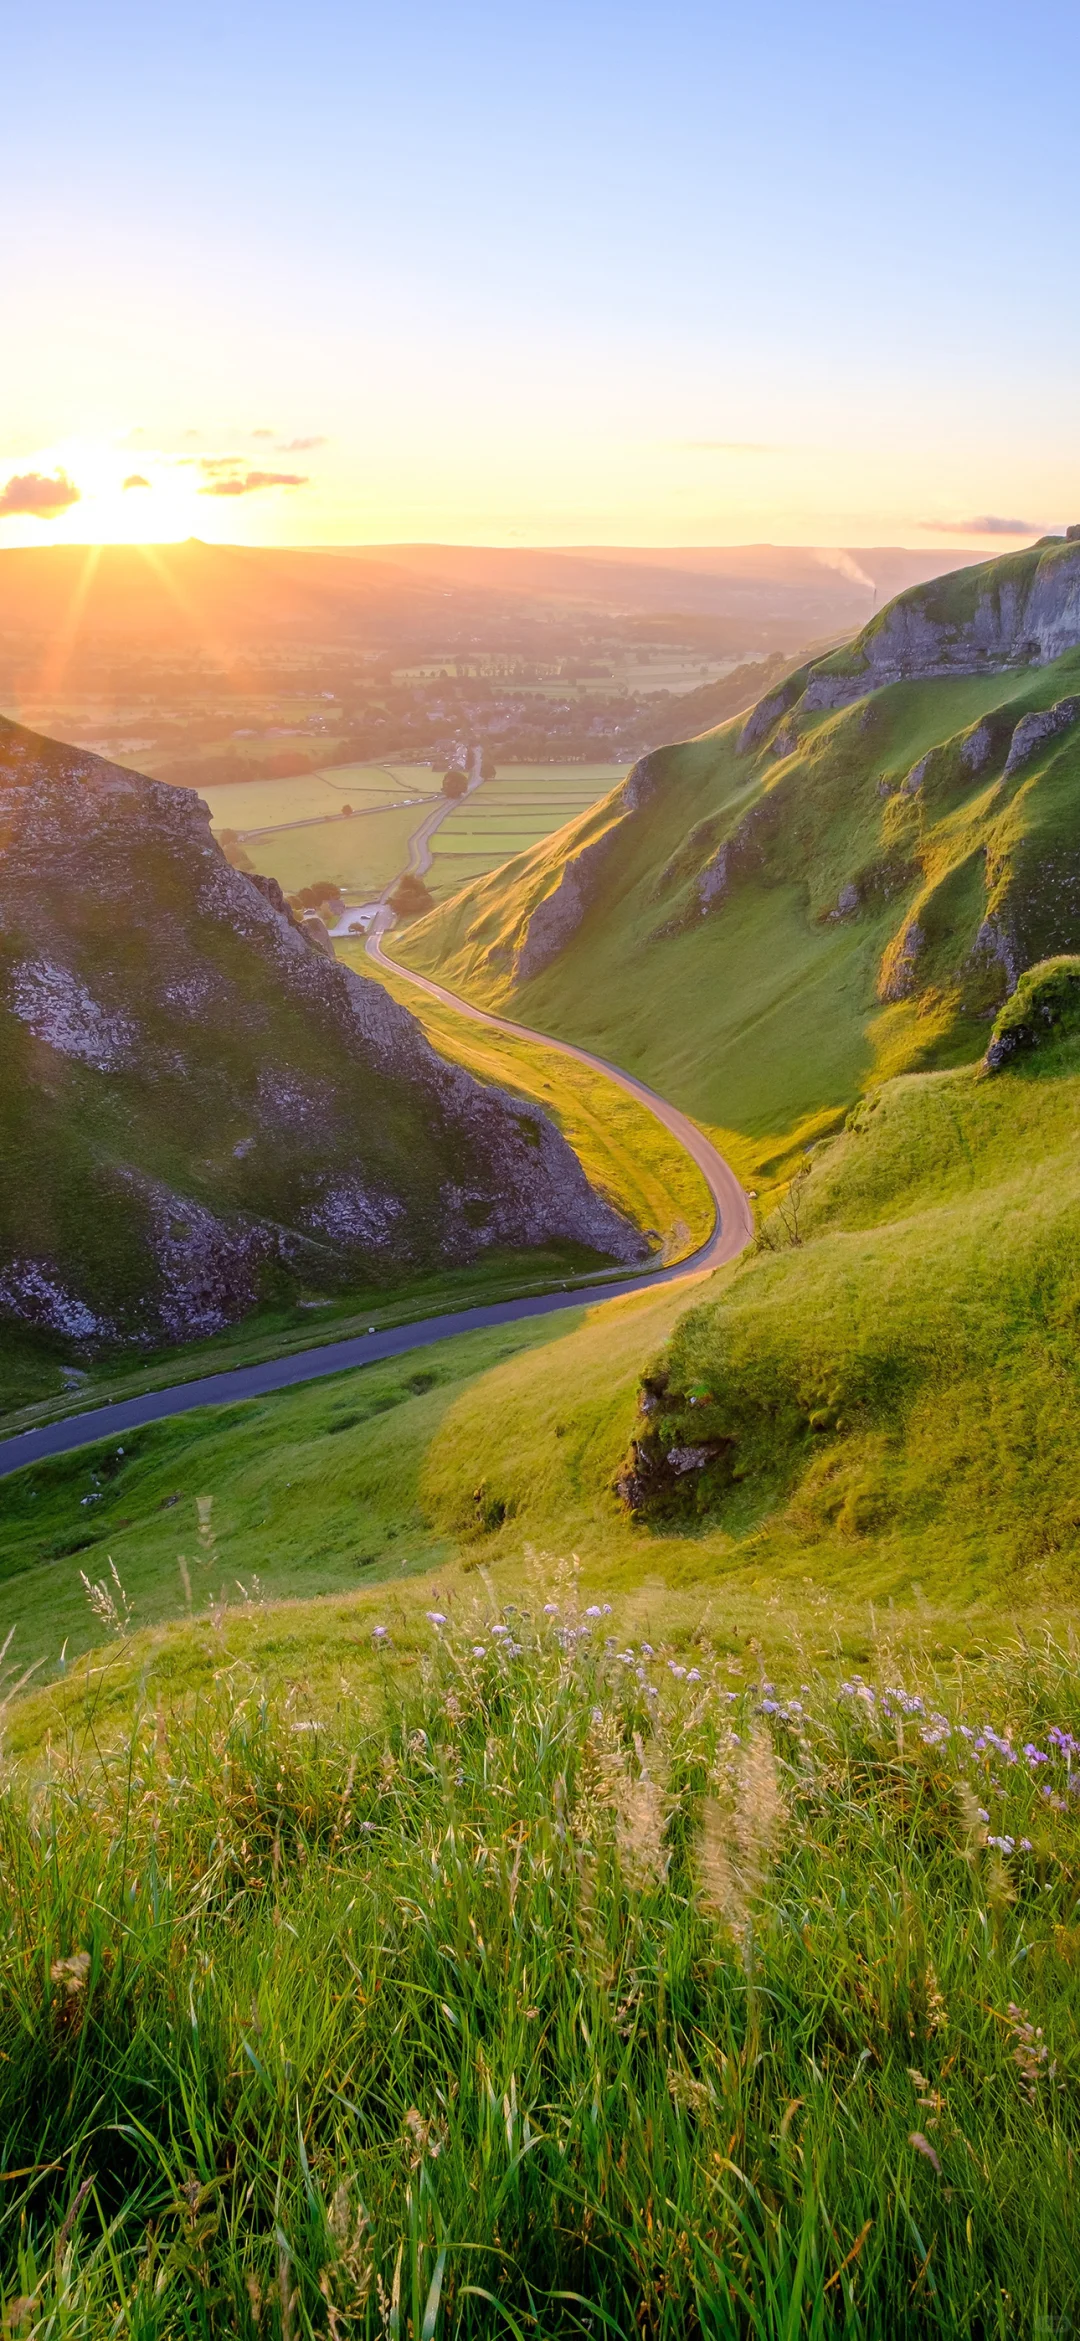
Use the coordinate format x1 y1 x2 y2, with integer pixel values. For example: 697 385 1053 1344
0 538 985 659
0 722 640 1376
394 536 1080 1184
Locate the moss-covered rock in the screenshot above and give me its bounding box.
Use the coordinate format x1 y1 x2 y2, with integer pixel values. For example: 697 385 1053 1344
984 955 1080 1070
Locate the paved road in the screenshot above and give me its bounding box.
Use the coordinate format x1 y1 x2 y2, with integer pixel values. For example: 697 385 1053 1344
0 931 752 1483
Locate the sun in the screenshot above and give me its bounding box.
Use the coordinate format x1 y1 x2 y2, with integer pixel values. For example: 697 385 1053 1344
0 438 224 548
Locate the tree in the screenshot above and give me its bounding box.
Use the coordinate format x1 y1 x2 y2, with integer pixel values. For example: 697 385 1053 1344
479 749 497 781
442 767 468 799
389 871 434 918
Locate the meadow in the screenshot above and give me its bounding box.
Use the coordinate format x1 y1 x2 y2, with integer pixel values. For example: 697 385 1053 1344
1 1587 1078 2337
427 767 627 901
201 765 439 836
3 1014 1080 2332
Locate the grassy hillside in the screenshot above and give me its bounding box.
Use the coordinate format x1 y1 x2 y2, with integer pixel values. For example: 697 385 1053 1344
3 995 1080 2331
340 942 713 1262
5 1018 1080 1684
395 616 1080 1191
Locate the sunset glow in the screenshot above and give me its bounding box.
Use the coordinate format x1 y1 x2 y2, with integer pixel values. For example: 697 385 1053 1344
2 1 1078 552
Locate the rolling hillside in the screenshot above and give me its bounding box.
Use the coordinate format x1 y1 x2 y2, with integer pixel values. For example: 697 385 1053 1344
395 534 1080 1185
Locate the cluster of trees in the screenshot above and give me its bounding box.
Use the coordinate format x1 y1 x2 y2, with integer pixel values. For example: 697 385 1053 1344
388 870 434 918
287 880 345 919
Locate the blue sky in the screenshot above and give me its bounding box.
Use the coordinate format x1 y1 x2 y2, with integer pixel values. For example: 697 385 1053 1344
2 0 1077 544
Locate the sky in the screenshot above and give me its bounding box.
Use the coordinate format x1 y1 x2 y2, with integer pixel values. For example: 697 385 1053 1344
2 0 1077 551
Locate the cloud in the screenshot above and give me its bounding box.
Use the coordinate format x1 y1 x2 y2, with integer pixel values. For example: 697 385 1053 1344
252 428 275 439
668 440 776 453
917 514 1050 537
0 468 81 520
123 472 151 490
185 454 247 473
199 469 308 498
276 434 327 452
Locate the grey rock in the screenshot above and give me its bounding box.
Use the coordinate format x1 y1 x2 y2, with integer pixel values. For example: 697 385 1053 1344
1002 696 1080 778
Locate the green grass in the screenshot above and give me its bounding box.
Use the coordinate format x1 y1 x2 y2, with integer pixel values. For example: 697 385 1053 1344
428 768 627 902
7 1020 1080 1689
396 652 1080 1192
202 765 439 835
235 802 425 897
338 944 713 1264
2 1597 1080 2335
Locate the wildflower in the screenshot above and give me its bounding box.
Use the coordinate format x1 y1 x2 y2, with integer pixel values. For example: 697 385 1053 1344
584 1605 602 1618
491 1624 510 1638
543 1603 559 1614
669 1662 686 1679
472 1644 487 1657
372 1625 388 1642
1023 1745 1049 1766
641 1642 654 1657
426 1611 447 1625
687 1668 701 1683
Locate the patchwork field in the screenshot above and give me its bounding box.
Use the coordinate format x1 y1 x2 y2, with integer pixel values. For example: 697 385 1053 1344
426 762 628 899
199 760 439 834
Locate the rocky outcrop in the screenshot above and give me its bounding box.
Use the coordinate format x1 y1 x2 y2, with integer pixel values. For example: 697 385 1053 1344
739 537 1080 741
0 720 644 1356
511 750 668 983
1002 696 1080 777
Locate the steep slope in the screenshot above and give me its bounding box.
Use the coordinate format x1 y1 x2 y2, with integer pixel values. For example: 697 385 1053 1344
0 722 641 1366
396 536 1080 1177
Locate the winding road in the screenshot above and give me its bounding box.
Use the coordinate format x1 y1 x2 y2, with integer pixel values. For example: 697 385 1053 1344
0 923 752 1483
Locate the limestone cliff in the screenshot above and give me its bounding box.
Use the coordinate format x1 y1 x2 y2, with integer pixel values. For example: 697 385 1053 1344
740 533 1080 739
0 721 643 1357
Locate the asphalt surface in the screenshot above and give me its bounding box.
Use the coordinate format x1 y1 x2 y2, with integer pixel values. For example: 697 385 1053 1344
0 928 752 1483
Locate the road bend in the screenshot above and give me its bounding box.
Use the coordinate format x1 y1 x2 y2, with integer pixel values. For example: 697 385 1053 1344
0 925 752 1482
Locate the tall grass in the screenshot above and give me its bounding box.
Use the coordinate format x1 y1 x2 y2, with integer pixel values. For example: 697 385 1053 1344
1 1576 1078 2335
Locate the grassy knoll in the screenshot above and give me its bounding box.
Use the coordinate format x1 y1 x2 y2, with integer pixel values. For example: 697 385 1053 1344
2 1596 1079 2334
395 648 1080 1192
338 942 712 1263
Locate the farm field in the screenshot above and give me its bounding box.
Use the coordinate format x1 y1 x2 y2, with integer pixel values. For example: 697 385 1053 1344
427 761 628 899
199 761 439 834
232 801 425 897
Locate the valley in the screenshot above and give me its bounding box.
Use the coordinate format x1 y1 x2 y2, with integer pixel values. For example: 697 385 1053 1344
2 535 1080 2336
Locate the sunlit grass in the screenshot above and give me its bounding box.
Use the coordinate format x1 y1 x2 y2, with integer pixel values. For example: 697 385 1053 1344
2 1581 1079 2334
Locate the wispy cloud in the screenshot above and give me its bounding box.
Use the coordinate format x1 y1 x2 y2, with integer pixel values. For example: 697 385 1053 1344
917 514 1051 537
668 440 777 454
123 473 151 490
0 468 80 519
200 468 308 498
277 434 327 452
